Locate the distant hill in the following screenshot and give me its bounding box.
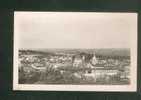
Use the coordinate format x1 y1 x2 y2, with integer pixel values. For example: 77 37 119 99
19 48 130 58
93 48 130 57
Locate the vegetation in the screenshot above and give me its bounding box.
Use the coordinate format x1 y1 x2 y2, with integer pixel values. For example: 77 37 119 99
19 49 130 85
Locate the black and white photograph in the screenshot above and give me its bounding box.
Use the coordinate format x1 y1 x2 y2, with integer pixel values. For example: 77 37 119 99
13 12 137 91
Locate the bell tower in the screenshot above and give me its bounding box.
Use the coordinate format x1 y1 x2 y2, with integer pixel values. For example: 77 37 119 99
91 52 98 65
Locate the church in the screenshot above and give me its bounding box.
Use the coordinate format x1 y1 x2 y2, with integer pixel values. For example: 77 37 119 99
72 53 98 68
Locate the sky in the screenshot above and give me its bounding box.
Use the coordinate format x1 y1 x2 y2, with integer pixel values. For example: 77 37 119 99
14 12 137 49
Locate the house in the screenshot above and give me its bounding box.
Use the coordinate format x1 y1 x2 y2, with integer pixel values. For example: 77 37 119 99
72 55 84 67
84 67 120 81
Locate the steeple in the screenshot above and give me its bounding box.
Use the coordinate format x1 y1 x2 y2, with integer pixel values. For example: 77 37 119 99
91 52 97 65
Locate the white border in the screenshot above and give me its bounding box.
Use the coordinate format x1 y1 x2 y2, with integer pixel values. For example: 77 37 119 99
13 12 137 91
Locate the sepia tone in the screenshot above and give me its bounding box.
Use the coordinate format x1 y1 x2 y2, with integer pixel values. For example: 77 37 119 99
18 48 130 85
13 12 137 91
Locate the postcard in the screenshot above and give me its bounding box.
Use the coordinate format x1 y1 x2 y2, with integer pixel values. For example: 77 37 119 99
13 12 137 91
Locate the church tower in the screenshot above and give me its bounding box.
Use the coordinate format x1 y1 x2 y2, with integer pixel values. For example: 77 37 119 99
91 53 98 65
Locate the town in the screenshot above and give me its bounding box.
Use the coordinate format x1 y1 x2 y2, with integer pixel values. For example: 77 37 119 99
18 49 130 85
